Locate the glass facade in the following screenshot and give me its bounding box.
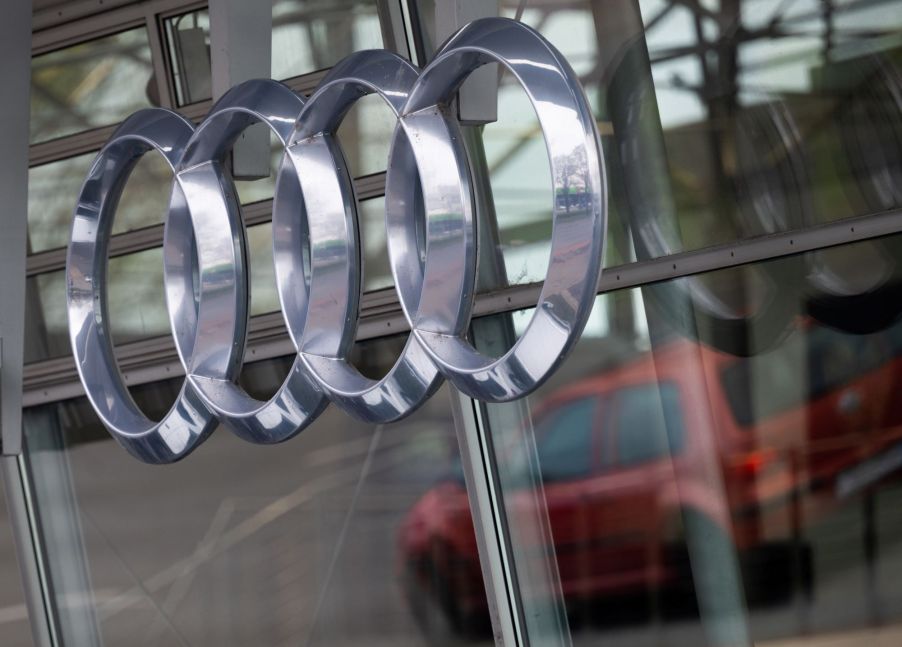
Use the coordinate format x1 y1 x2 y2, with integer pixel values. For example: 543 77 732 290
30 28 155 144
4 0 902 646
469 236 902 644
23 348 487 645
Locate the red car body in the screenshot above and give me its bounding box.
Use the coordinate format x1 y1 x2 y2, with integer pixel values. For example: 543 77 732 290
399 323 902 626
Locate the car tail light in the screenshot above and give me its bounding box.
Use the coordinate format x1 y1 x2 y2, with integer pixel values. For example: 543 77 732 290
729 448 778 478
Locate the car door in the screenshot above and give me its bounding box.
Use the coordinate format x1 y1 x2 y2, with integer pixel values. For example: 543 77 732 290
532 396 606 599
582 382 688 595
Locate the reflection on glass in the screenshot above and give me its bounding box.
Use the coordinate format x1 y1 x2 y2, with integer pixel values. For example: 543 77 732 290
403 234 902 645
164 1 383 106
26 247 168 365
28 149 172 253
0 483 34 646
22 345 488 645
412 0 902 282
272 0 383 79
335 94 398 178
31 28 155 143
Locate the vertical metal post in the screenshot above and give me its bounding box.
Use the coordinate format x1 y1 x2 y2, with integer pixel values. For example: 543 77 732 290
432 1 522 644
434 0 499 124
209 0 272 179
0 3 58 645
2 455 55 647
449 392 524 646
376 0 412 61
0 0 30 459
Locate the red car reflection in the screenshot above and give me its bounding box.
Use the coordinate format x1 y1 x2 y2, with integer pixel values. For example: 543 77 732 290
399 323 902 632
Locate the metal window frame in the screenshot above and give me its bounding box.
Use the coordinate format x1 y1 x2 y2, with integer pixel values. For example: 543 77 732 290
21 205 902 407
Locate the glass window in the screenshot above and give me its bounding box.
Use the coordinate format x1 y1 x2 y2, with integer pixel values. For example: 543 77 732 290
163 10 212 106
231 94 396 206
26 247 170 365
614 382 685 466
25 221 281 364
535 398 597 481
721 325 891 426
0 482 34 646
471 232 902 645
28 149 172 253
31 28 155 143
271 0 383 79
410 0 902 286
164 1 384 107
22 343 489 645
359 196 392 292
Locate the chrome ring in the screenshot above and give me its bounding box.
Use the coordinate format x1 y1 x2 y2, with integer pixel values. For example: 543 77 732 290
67 109 215 463
389 18 607 401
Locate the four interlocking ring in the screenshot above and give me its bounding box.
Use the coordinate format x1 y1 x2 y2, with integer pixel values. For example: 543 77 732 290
67 18 608 463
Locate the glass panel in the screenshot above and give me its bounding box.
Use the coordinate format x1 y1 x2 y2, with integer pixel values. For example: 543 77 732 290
535 398 598 481
25 246 168 364
247 222 279 316
164 1 384 106
25 221 280 364
336 94 398 178
22 345 489 645
28 149 172 253
31 28 155 143
272 0 383 79
163 10 212 106
359 196 392 292
0 481 35 646
411 0 902 286
232 94 395 205
470 232 902 645
614 382 686 466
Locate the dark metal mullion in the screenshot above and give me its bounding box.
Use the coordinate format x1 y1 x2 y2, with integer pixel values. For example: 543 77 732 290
146 5 178 110
2 456 59 647
449 392 524 646
32 0 208 50
25 171 388 277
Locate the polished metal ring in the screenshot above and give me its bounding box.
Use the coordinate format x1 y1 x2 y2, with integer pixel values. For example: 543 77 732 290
67 109 219 463
67 17 607 463
388 18 607 400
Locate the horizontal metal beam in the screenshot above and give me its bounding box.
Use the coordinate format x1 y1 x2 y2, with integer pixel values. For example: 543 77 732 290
26 171 387 277
32 0 205 51
28 68 332 167
21 206 902 408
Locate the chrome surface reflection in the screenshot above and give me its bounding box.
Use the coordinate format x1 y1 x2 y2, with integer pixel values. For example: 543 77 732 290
67 17 608 462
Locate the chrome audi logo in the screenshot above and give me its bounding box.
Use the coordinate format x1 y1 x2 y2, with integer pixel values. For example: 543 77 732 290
67 18 607 463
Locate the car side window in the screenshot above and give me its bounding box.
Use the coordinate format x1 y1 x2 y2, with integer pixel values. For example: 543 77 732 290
535 398 598 482
808 326 886 396
614 383 685 467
